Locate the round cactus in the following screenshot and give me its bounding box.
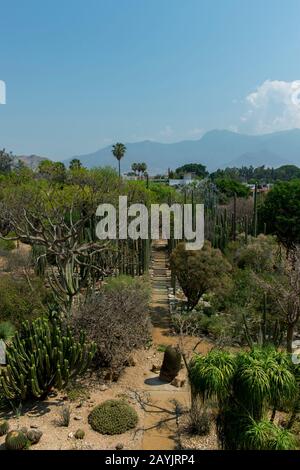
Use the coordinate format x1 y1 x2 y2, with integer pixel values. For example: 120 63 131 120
27 429 43 444
5 430 29 450
88 400 138 435
74 428 85 440
159 345 181 382
0 419 9 436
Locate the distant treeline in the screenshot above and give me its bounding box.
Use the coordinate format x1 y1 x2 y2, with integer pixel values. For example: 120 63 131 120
170 162 300 184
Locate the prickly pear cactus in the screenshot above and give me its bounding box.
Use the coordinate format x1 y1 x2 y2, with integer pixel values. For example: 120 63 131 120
159 345 181 382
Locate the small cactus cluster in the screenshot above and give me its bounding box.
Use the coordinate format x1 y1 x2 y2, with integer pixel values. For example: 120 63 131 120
0 317 96 401
88 400 138 435
159 345 181 382
0 419 9 436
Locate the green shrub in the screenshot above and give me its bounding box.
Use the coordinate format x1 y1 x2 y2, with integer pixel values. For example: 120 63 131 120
0 237 15 251
0 275 54 327
0 317 96 401
88 399 138 435
0 321 15 344
5 430 29 450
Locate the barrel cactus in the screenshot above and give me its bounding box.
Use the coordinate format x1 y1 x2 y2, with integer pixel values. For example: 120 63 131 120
0 419 9 436
5 431 29 450
74 428 85 440
0 317 96 401
88 400 138 435
159 345 181 382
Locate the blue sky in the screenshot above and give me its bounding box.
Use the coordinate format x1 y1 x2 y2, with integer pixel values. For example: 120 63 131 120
1 0 300 159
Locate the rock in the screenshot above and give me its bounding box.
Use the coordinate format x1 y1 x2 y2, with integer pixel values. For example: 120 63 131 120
76 402 83 408
115 443 124 450
171 378 186 388
20 427 28 434
100 384 108 392
151 364 160 373
68 432 74 439
30 424 39 429
74 416 82 421
27 429 43 444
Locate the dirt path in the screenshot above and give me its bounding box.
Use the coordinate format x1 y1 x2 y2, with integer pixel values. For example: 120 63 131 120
139 241 188 449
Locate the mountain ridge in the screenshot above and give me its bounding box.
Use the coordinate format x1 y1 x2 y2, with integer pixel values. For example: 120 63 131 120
63 128 300 173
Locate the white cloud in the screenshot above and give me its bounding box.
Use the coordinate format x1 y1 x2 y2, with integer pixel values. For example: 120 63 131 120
187 127 204 138
159 125 174 138
240 79 300 133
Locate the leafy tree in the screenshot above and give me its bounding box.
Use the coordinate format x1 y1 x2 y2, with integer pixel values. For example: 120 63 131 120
38 160 66 183
274 164 300 181
170 241 231 310
215 177 250 199
112 142 126 178
175 163 208 179
0 149 13 174
260 179 300 251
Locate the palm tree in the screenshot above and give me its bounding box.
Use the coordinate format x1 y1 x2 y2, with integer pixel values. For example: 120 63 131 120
140 162 147 178
69 158 82 171
112 143 126 179
131 163 138 177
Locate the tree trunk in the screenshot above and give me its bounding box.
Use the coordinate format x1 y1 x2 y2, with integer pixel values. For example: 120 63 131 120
118 159 121 179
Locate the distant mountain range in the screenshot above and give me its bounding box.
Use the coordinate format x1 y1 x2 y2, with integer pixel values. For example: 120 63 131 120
63 129 300 174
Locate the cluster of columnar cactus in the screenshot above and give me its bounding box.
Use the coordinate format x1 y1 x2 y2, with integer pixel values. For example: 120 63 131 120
0 317 96 401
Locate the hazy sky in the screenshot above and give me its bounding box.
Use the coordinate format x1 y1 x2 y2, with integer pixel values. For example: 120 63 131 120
1 0 300 159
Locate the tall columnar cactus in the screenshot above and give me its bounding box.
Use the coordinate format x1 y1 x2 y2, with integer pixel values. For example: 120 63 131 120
253 183 258 237
0 317 96 401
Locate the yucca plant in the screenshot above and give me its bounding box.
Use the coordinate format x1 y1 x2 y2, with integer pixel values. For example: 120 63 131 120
190 346 298 450
245 419 297 450
189 349 236 402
